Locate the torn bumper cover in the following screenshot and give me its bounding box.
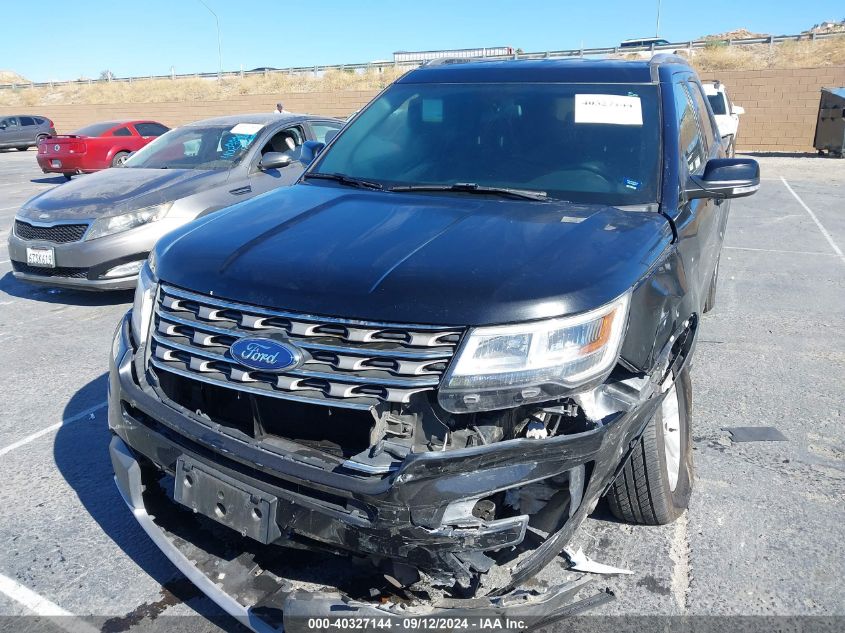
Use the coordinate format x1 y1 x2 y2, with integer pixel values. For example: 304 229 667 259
108 313 688 629
111 435 612 632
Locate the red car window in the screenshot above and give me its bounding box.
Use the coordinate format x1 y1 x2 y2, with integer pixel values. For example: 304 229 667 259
111 127 133 137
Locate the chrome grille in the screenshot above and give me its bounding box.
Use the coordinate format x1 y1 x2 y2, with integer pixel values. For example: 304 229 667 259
149 284 463 408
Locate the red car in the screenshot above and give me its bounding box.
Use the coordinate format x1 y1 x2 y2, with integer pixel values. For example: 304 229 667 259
37 120 170 180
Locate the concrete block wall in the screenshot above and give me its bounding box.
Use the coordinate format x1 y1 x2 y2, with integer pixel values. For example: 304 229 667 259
699 66 845 152
0 91 379 135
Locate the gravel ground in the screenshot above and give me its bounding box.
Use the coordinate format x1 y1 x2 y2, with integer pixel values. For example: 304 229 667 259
0 149 842 631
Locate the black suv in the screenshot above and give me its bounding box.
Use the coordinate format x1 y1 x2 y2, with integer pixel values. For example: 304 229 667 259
108 56 759 628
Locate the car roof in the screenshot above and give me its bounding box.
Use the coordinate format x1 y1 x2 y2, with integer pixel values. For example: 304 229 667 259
399 56 692 85
184 113 328 127
621 37 669 44
701 81 725 95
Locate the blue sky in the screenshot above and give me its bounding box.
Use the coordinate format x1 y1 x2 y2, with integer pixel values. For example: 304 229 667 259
2 0 841 82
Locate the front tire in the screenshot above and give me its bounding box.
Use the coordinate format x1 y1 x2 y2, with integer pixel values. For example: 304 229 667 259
16 147 28 151
606 366 693 525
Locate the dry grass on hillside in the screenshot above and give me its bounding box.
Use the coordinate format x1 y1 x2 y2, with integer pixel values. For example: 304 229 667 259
1 36 844 107
0 66 409 107
686 36 845 70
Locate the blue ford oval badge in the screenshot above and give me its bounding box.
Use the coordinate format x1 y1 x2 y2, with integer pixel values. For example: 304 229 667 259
229 337 301 373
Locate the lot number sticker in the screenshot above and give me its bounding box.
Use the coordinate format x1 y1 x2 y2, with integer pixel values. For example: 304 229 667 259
574 94 643 125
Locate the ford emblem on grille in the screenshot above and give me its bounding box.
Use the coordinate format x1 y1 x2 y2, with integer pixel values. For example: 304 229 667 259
229 337 301 372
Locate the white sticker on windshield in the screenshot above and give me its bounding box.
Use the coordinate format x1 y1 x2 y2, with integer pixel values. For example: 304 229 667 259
574 94 643 126
229 123 264 135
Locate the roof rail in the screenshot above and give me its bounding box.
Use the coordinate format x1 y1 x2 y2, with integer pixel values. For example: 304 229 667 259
648 53 691 66
423 57 475 67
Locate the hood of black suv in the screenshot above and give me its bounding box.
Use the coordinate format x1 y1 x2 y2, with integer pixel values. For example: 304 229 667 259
155 183 672 326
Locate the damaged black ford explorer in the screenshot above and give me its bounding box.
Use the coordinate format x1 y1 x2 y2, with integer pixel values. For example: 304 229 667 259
108 56 759 631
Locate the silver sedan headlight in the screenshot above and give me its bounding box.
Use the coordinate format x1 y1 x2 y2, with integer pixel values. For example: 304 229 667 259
130 255 158 345
85 202 172 241
438 292 630 413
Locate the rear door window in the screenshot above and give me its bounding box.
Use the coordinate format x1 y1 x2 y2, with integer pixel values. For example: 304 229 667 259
19 116 35 126
688 82 719 149
309 121 342 143
706 93 727 115
673 82 706 174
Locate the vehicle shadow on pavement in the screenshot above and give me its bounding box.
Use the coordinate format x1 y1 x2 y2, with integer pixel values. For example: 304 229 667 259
0 272 134 306
30 175 68 185
54 373 246 631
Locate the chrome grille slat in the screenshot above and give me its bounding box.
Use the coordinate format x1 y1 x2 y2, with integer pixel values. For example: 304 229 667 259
149 358 375 410
151 333 440 387
150 285 463 407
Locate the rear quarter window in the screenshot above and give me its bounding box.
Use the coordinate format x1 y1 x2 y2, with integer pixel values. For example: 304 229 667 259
135 122 170 137
111 127 133 137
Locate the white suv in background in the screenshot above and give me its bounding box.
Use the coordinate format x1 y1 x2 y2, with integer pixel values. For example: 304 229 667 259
703 81 744 156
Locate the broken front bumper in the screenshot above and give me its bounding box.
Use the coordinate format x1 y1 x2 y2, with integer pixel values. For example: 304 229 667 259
108 312 679 628
111 434 613 632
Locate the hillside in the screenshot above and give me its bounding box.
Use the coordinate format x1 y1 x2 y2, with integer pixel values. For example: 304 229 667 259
0 70 28 84
1 30 844 107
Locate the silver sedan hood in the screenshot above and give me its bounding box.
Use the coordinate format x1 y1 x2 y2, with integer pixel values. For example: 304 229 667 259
17 168 230 221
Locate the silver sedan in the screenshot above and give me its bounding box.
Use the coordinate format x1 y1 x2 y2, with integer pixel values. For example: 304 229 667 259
7 113 342 290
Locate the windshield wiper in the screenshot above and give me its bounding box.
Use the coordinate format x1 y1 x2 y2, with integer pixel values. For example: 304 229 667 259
389 182 547 201
303 172 383 190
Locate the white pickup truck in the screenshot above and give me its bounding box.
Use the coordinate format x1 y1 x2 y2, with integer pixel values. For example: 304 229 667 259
703 81 745 156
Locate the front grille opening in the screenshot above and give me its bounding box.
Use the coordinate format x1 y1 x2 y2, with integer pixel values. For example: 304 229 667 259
257 398 373 458
156 369 374 458
15 220 87 243
158 370 255 437
11 261 89 278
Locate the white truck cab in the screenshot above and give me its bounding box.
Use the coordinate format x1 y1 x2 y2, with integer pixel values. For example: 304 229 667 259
702 81 744 156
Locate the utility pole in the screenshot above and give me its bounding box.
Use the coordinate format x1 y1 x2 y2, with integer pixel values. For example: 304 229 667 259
197 0 222 80
655 0 662 37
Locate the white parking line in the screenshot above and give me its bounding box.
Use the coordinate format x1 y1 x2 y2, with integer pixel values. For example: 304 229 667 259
724 246 838 256
0 573 99 633
0 205 20 211
780 176 845 264
0 402 106 458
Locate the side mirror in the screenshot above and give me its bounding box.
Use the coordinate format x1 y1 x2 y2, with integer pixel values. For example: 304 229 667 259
259 152 293 171
686 158 760 200
299 140 325 165
732 105 745 115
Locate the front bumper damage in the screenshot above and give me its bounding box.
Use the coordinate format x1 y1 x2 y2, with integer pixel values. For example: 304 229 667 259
108 313 693 631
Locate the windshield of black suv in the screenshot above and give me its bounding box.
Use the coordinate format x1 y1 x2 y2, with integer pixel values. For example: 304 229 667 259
123 123 266 170
313 82 661 205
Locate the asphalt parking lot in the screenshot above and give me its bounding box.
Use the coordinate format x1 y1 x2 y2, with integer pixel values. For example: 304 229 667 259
0 148 842 630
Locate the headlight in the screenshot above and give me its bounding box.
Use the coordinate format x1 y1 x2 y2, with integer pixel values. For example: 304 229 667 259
438 292 630 413
130 257 158 345
85 202 172 241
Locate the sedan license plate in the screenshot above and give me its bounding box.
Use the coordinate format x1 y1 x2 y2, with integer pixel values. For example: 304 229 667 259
26 247 55 268
50 159 62 168
174 456 282 544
